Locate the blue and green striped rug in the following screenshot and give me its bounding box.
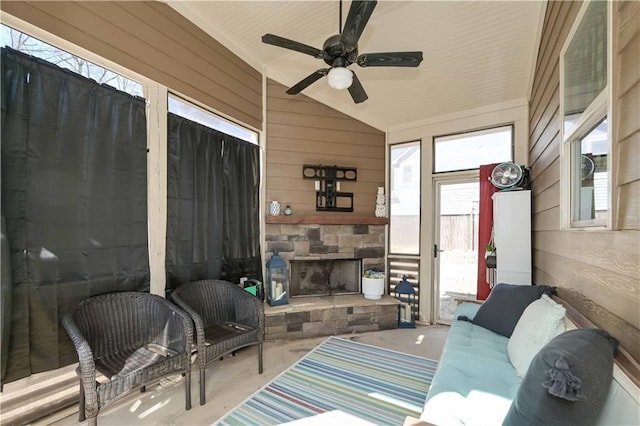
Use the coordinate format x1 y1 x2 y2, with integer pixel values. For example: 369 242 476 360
216 336 438 425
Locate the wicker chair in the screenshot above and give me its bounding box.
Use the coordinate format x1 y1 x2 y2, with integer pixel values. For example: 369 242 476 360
62 292 194 426
171 279 264 405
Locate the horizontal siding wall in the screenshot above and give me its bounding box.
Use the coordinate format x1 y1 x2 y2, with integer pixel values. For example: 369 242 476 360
529 0 640 363
266 79 385 216
1 1 262 130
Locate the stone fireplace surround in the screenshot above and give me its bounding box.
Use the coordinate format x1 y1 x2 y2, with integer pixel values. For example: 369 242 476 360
264 218 396 339
265 221 386 273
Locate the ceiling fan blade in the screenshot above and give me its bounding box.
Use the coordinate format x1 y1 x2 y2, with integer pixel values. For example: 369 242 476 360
357 51 423 67
348 71 368 104
262 34 324 59
286 69 330 95
340 0 377 51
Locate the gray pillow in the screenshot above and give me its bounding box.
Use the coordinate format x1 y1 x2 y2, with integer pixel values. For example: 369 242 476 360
503 328 618 426
469 283 556 337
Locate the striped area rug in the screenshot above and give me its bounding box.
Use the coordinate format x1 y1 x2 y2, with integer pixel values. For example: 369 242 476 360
216 336 438 426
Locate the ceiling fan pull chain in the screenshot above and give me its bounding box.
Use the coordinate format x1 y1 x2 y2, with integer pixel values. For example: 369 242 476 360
339 0 343 34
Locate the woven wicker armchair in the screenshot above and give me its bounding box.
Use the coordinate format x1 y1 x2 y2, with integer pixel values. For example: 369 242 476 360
62 292 194 426
171 279 264 405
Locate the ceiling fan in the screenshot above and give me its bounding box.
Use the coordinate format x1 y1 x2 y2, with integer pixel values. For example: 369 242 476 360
261 0 423 104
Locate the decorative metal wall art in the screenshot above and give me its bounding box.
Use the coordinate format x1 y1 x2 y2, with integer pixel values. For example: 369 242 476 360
302 164 357 212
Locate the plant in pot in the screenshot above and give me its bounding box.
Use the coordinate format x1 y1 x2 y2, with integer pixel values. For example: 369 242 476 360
362 269 385 300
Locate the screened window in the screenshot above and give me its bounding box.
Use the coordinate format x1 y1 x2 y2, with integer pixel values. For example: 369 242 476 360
389 141 421 255
168 94 258 144
2 24 143 97
165 99 262 290
561 0 609 228
433 125 513 173
562 0 607 134
1 46 148 383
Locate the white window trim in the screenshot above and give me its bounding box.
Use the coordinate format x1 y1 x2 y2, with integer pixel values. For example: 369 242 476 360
559 0 613 230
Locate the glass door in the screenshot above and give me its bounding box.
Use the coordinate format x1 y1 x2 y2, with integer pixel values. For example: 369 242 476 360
433 178 479 322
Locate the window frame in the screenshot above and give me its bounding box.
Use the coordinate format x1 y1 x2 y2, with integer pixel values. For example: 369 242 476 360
559 0 613 230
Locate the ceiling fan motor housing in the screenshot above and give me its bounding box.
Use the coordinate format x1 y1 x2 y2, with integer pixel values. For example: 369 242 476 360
322 35 357 66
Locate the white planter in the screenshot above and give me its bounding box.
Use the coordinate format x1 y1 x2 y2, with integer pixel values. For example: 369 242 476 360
362 277 385 300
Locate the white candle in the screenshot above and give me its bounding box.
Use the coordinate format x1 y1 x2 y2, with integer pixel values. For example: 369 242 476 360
403 304 412 322
274 282 283 298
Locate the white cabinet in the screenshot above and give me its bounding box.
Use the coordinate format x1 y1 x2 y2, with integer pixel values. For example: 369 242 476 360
492 190 531 285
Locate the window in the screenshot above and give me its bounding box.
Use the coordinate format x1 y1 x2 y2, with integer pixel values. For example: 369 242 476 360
2 42 149 382
433 125 513 173
389 141 421 255
561 0 610 228
165 97 262 289
168 94 258 144
2 24 143 97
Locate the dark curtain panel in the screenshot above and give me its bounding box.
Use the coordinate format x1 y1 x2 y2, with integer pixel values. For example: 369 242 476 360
166 113 262 292
1 48 149 384
166 113 224 289
222 138 262 282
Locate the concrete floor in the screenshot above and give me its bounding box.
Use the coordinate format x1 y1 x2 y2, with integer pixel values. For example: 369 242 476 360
39 324 449 426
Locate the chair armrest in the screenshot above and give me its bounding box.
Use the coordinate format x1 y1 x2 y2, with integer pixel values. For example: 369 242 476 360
170 292 207 368
150 294 195 354
62 313 98 416
230 284 264 330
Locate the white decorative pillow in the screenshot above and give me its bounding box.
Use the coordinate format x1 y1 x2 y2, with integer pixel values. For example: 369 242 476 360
508 294 566 377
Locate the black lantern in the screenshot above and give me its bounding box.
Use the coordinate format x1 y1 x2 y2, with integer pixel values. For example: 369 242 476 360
395 275 416 328
266 251 289 306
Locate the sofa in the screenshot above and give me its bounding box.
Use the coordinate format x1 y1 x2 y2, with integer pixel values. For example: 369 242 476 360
419 292 640 426
420 302 520 426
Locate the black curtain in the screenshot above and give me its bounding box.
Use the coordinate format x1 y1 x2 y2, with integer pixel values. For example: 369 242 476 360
1 48 149 384
166 113 262 291
222 135 262 281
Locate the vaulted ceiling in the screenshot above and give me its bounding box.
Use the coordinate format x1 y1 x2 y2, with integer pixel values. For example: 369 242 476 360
169 1 546 131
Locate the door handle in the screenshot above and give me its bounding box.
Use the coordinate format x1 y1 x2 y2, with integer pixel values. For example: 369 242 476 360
434 244 445 258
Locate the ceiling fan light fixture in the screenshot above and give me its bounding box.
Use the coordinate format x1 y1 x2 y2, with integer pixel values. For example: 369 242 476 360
327 67 353 90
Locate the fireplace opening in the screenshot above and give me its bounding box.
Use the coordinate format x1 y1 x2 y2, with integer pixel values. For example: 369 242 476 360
290 258 362 297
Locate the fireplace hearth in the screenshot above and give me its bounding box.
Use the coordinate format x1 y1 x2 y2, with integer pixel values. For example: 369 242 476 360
290 258 361 297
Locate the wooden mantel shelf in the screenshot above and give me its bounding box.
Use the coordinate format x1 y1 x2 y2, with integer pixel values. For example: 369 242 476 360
266 215 389 225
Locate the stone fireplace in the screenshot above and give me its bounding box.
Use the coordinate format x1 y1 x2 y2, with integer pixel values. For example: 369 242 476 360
289 258 362 297
265 221 386 289
263 217 396 340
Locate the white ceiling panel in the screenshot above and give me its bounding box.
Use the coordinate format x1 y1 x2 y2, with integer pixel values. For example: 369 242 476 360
169 1 545 130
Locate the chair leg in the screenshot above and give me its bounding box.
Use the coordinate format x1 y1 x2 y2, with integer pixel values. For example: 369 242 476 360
199 368 206 406
140 385 146 393
258 342 264 374
78 380 86 422
87 416 97 426
185 369 192 410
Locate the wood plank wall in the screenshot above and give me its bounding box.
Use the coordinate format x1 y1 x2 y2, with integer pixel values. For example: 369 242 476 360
266 79 386 216
529 0 640 363
0 1 262 130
